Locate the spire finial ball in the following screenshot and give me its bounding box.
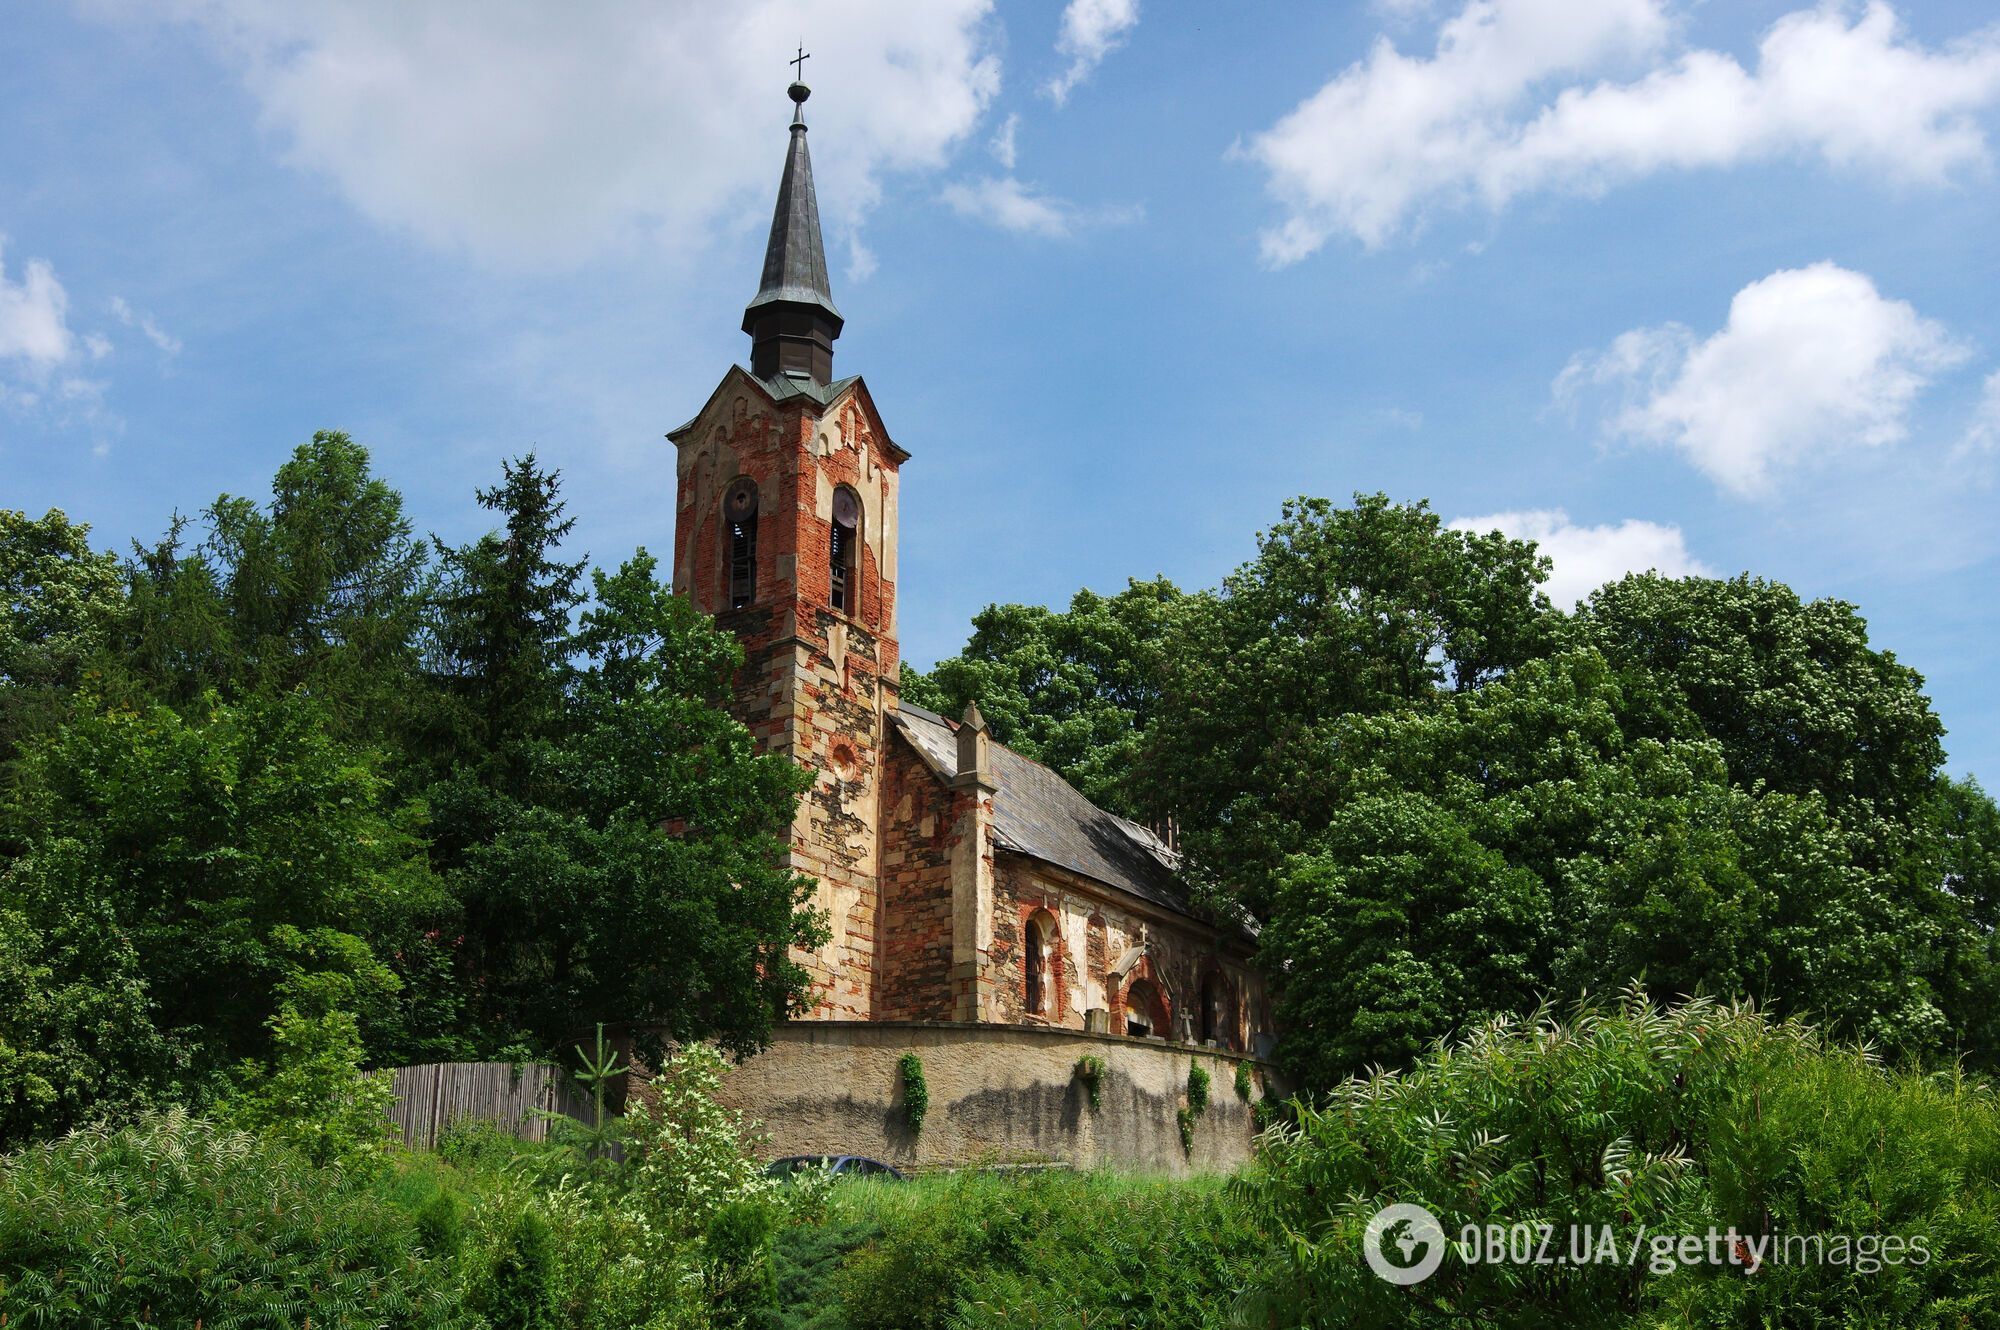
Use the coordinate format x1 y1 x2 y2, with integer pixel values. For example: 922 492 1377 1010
788 81 811 105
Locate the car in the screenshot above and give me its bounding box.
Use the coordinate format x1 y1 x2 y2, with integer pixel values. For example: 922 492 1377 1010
764 1154 905 1181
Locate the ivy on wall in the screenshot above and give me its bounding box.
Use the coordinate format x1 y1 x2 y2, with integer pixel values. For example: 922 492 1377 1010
899 1053 929 1138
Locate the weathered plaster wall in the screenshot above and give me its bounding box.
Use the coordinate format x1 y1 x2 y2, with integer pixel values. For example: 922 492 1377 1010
716 1021 1277 1176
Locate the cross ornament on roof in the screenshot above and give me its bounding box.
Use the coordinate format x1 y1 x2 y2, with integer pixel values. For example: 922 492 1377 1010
791 44 809 80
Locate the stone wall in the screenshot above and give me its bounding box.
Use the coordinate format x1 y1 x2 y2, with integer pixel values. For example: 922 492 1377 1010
874 734 961 1020
716 1020 1278 1176
669 368 905 1020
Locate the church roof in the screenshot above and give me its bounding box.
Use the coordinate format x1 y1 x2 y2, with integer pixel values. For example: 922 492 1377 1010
892 702 1199 920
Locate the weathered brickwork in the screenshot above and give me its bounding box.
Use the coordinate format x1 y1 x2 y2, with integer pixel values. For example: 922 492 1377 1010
990 855 1260 1050
873 732 959 1020
670 369 906 1019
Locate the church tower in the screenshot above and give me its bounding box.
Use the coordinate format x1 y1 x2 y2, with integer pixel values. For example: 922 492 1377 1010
668 75 905 1020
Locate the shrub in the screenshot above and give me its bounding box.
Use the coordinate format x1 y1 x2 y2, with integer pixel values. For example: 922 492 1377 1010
218 999 395 1170
1075 1054 1106 1111
1236 991 2000 1329
481 1206 560 1330
898 1052 928 1139
622 1042 779 1246
0 1110 470 1328
706 1196 782 1328
833 1172 1257 1330
1234 1060 1254 1101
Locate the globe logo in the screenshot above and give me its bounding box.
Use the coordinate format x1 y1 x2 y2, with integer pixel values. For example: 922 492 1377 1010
1364 1202 1447 1285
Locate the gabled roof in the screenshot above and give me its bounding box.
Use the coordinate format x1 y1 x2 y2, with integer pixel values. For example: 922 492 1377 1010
892 703 1195 919
666 365 908 463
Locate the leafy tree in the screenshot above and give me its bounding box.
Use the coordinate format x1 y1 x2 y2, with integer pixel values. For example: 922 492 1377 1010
0 507 123 762
903 577 1185 820
0 880 185 1145
1267 793 1551 1083
439 551 821 1056
1264 650 1954 1088
1572 573 1946 824
2 692 438 1081
1141 494 1554 912
115 433 432 746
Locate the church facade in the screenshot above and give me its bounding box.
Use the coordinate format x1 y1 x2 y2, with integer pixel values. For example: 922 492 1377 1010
669 79 1269 1083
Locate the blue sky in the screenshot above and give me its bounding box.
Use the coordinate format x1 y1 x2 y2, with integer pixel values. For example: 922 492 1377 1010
4 1 1999 781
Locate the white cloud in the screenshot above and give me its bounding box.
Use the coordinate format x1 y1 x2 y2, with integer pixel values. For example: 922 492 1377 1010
1961 370 2000 458
1046 0 1140 106
939 175 1139 236
0 240 115 432
1558 263 1967 496
116 1 1001 265
1243 1 2000 260
110 295 182 355
0 241 78 371
991 112 1021 170
1450 508 1709 606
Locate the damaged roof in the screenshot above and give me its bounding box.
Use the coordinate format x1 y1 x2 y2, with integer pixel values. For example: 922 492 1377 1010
893 702 1197 919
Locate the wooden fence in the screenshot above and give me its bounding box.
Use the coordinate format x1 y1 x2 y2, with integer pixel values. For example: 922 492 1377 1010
388 1061 601 1150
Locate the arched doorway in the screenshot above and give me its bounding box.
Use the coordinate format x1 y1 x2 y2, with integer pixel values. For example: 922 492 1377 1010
1123 976 1170 1039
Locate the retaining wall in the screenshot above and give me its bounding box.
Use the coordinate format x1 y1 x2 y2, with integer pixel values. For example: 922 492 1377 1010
716 1020 1277 1175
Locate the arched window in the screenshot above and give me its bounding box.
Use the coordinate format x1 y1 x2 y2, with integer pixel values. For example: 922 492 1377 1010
829 486 860 613
724 479 758 609
1025 910 1057 1016
1199 970 1235 1050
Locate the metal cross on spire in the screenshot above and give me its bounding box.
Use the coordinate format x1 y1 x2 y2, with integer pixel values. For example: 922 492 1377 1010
790 44 809 80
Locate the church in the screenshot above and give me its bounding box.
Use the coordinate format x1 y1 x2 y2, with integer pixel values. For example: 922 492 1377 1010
679 79 1271 1171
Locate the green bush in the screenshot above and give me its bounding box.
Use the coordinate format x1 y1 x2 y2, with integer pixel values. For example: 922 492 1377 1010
482 1206 561 1330
706 1197 782 1328
0 1110 471 1328
1234 1061 1254 1101
830 1172 1258 1330
1237 992 2000 1329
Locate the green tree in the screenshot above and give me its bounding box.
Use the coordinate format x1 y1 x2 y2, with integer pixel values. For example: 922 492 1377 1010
2 692 437 1081
115 433 432 746
424 453 585 791
903 577 1185 820
0 877 184 1144
1572 573 1946 824
1141 494 1554 912
1264 649 1955 1089
0 507 124 762
440 552 821 1056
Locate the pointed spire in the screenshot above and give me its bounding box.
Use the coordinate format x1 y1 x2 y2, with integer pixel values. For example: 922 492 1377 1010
743 77 843 384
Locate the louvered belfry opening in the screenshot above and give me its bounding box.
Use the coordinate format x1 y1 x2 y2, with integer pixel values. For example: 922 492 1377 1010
829 485 859 613
725 478 758 609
